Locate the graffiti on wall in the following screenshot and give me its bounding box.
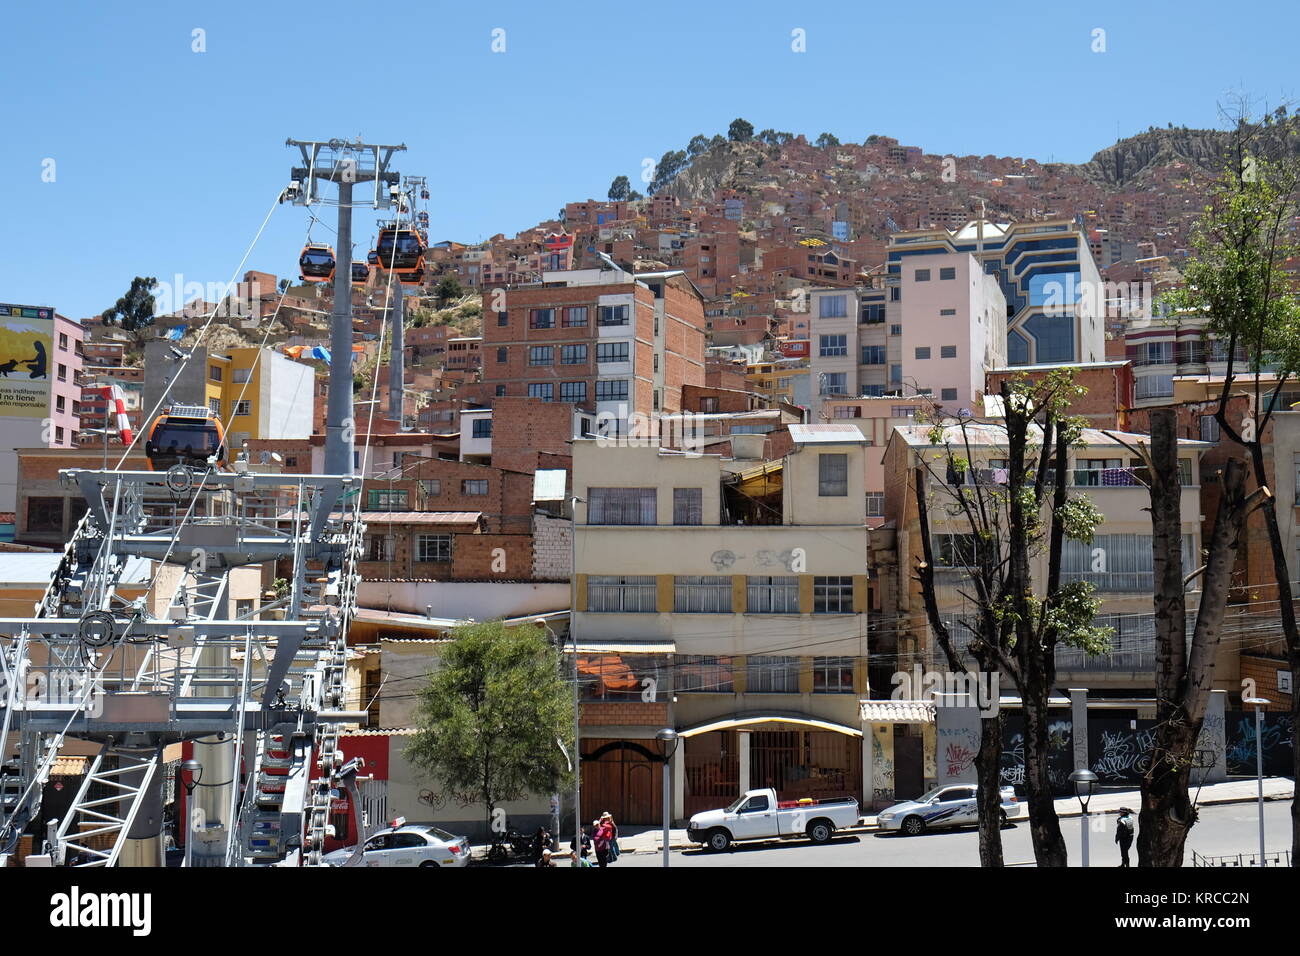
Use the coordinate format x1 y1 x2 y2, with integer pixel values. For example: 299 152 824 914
1224 711 1295 776
999 719 1073 793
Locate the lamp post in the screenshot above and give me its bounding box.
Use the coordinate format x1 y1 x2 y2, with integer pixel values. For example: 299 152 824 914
566 494 585 861
1069 768 1098 868
656 728 680 868
1243 696 1270 865
179 758 203 869
537 612 581 865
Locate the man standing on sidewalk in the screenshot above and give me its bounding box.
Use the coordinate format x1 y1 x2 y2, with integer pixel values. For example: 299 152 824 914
1115 807 1134 867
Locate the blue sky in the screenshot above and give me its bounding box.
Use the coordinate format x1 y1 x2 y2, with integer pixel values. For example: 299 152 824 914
1 0 1295 318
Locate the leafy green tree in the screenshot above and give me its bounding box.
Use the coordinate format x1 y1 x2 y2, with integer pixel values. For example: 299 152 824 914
435 275 464 306
728 118 754 142
406 621 575 834
650 149 688 194
1161 112 1300 861
101 276 158 332
628 189 644 200
709 134 726 149
687 135 709 157
607 175 631 201
912 372 1109 867
815 132 840 148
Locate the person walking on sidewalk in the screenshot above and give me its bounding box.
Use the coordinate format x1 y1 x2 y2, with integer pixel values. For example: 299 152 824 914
1115 807 1135 867
593 812 619 868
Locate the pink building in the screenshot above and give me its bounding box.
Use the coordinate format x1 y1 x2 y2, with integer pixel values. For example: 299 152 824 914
49 313 84 447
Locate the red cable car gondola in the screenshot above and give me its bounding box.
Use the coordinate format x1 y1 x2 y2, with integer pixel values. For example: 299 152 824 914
299 243 336 283
351 262 370 284
143 405 227 472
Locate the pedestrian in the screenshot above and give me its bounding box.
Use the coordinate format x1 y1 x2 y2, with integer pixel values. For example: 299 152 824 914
1115 807 1134 867
593 811 618 868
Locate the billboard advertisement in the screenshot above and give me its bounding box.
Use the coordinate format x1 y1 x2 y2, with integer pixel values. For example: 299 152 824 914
0 303 54 419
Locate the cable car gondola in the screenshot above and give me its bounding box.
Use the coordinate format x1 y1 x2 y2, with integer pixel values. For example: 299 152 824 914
367 249 379 266
375 225 425 277
351 262 370 284
144 405 227 472
299 243 336 283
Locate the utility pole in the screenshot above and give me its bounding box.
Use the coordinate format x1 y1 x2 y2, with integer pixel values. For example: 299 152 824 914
388 288 404 425
285 138 405 476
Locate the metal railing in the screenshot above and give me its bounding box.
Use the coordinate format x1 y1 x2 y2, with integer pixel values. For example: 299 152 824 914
1192 849 1292 867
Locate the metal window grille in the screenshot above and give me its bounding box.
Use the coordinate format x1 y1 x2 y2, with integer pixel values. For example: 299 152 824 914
746 575 799 613
746 656 800 693
813 576 854 613
673 487 703 525
587 575 657 612
673 575 732 613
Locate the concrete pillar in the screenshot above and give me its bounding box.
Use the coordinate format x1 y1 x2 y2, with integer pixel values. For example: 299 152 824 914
737 730 751 794
934 698 980 787
1197 689 1228 785
1069 688 1089 770
118 748 165 868
861 728 872 806
671 743 685 824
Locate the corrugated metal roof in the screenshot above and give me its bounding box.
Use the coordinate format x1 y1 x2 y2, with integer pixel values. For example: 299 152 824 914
789 423 870 444
533 469 567 502
351 511 481 525
0 552 151 585
859 700 936 724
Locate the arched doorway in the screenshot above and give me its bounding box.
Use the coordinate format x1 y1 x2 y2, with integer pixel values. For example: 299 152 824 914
579 739 663 825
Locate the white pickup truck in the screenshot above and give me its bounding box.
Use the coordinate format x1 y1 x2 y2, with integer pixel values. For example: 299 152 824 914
687 788 861 851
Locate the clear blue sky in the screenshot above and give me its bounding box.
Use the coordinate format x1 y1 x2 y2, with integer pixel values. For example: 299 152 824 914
1 0 1295 318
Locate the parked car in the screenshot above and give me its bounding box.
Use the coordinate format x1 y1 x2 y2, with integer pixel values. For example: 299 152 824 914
876 784 1023 835
323 823 470 867
687 788 861 851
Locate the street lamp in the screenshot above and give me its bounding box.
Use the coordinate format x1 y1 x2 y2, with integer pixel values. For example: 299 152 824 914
1069 768 1098 868
1243 695 1271 866
537 615 581 865
179 758 203 868
656 728 680 868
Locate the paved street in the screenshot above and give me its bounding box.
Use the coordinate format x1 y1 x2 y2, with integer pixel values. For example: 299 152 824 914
615 801 1293 867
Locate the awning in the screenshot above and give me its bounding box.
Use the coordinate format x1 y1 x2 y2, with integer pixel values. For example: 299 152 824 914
574 641 675 654
859 700 936 724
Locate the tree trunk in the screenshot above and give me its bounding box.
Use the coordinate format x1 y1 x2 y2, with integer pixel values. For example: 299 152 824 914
976 705 1006 868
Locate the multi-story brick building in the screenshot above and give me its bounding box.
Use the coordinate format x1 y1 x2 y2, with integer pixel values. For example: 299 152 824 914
480 266 706 435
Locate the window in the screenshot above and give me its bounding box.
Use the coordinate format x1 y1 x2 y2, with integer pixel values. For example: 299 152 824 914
209 365 223 382
560 381 586 403
495 385 507 397
57 363 67 382
819 453 848 496
746 656 800 693
813 657 855 693
563 306 588 327
58 332 68 350
529 346 553 366
54 425 64 444
366 488 408 510
496 347 507 363
588 487 656 524
528 382 554 402
914 268 931 282
472 418 492 438
1141 341 1175 365
940 345 957 359
813 576 854 613
700 396 719 414
561 344 588 364
889 324 903 336
284 456 298 468
417 534 452 562
366 534 394 562
941 388 958 402
940 308 956 316
865 492 884 516
675 655 734 692
580 653 668 700
529 309 555 329
232 400 251 418
889 364 902 385
915 346 931 360
55 395 65 413
834 405 863 419
861 303 886 324
233 368 251 384
597 304 629 326
674 576 732 613
861 346 886 365
818 295 847 318
1201 415 1220 443
1061 533 1184 591
746 576 799 613
595 380 628 401
597 342 629 363
891 405 917 418
939 267 956 280
587 575 657 612
419 479 441 496
1135 374 1174 399
462 479 488 495
933 533 978 567
819 334 848 357
497 311 510 326
672 487 703 525
890 287 900 301
821 372 847 395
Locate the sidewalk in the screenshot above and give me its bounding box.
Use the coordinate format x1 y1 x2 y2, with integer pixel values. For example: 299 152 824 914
614 777 1295 853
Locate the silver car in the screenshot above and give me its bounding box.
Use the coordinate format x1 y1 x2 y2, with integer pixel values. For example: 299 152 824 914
323 824 470 868
877 785 1022 835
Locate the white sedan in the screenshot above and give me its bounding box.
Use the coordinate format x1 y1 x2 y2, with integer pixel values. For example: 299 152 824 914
876 785 1023 835
323 824 470 868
